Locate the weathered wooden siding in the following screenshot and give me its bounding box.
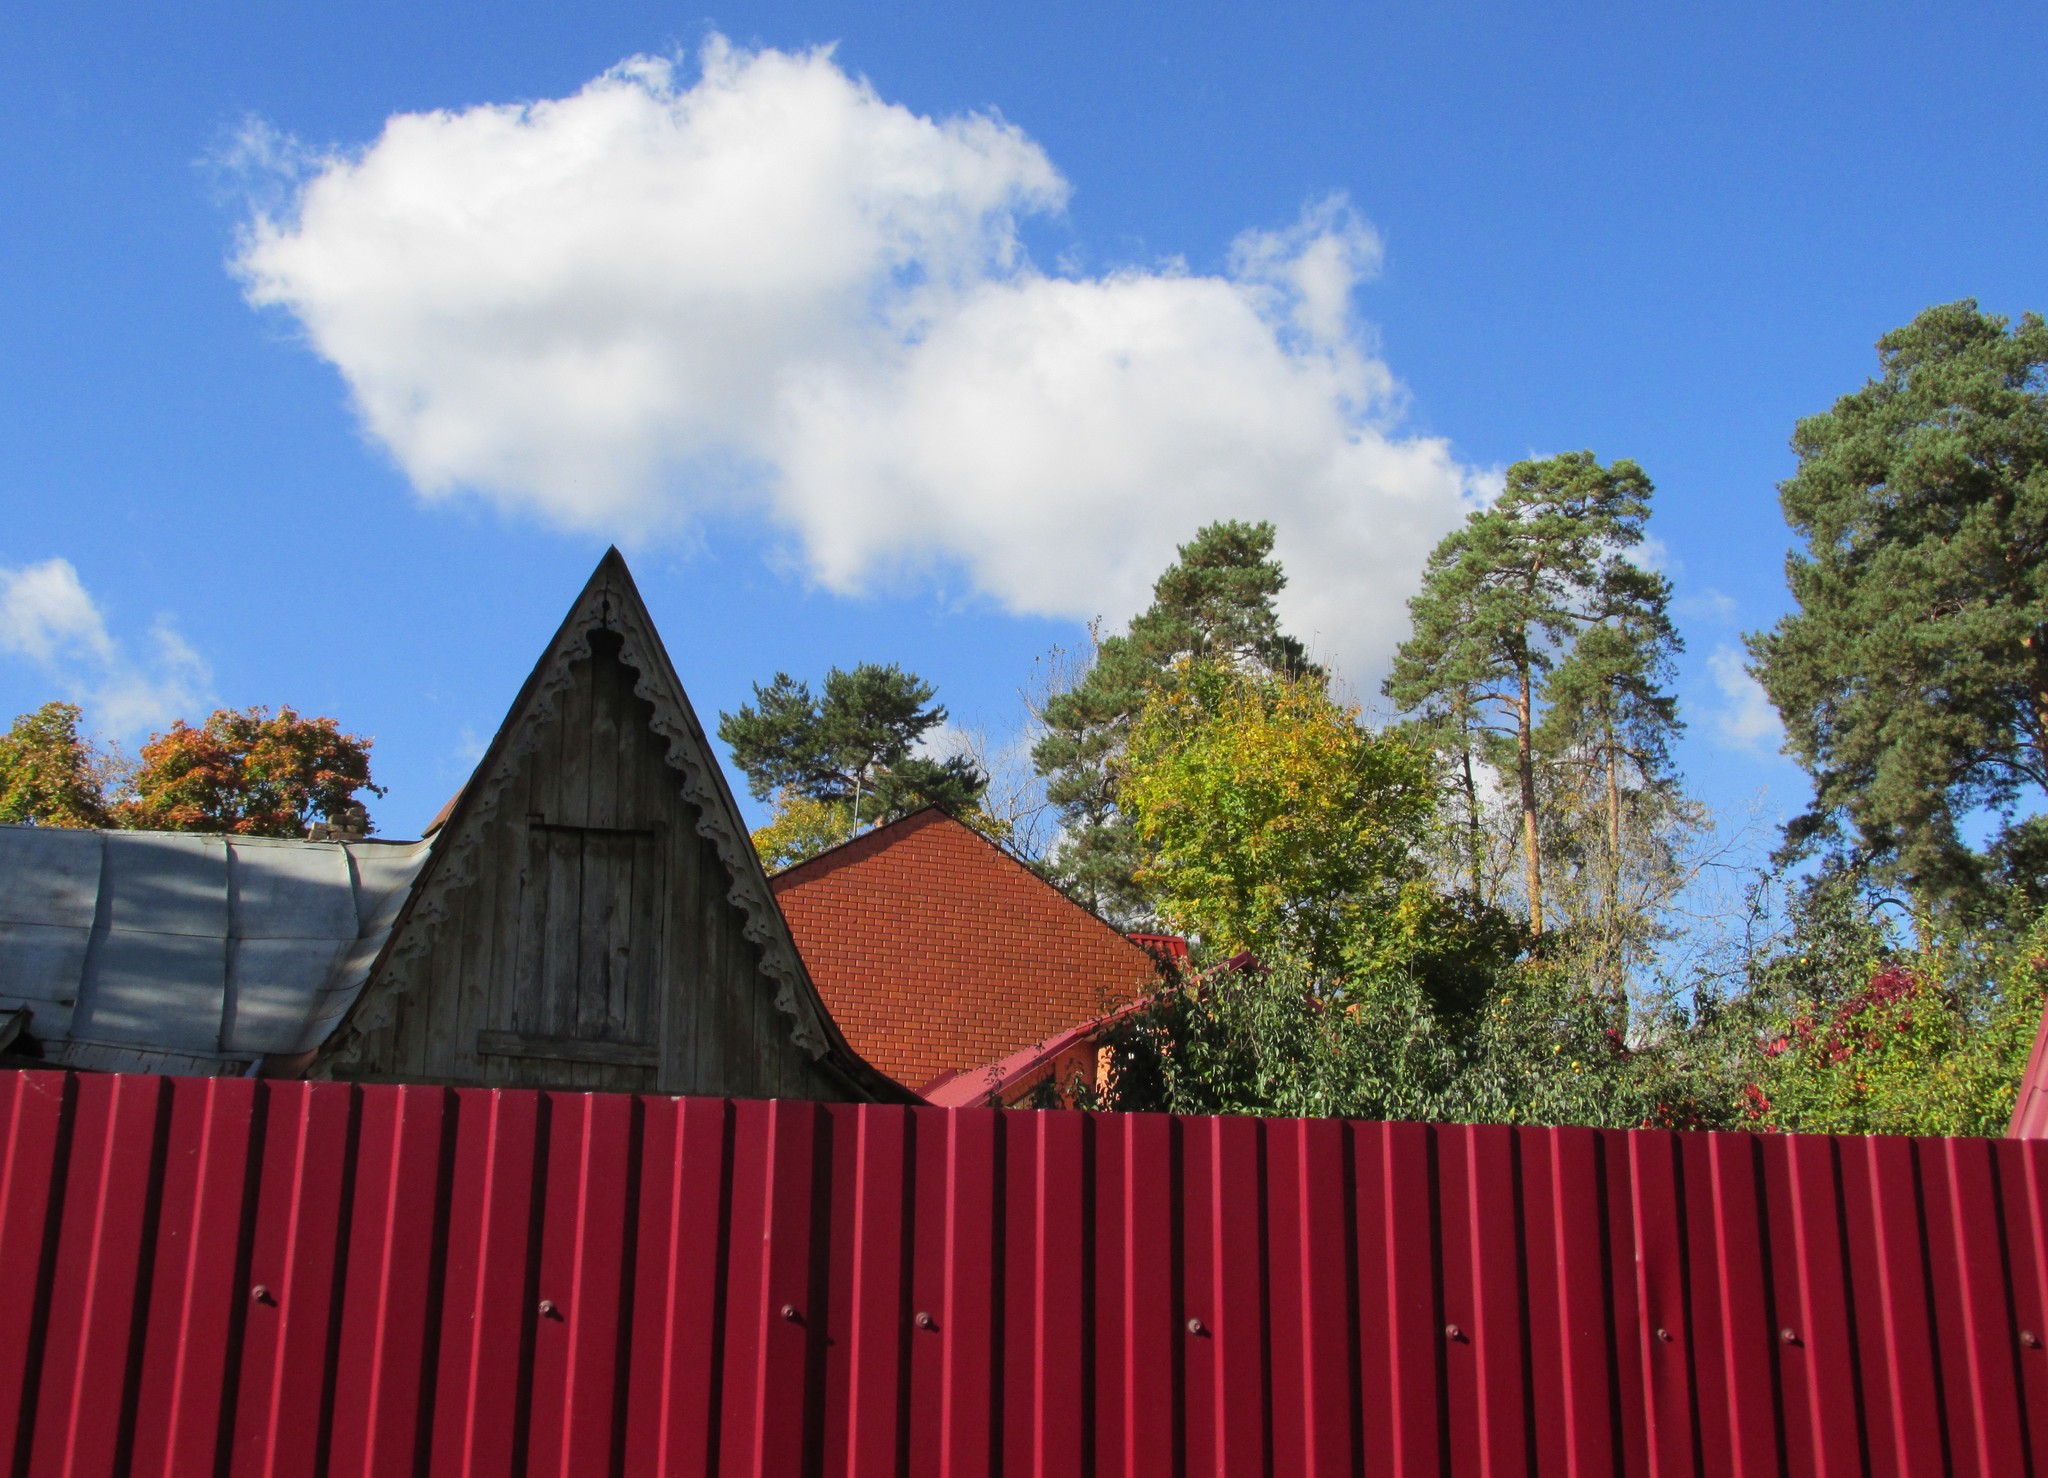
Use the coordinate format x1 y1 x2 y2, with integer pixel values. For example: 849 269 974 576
342 631 847 1100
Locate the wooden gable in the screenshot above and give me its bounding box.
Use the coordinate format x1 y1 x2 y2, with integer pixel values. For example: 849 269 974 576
314 550 908 1101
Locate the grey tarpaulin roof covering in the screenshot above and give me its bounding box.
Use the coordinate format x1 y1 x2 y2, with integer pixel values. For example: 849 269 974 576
0 825 430 1074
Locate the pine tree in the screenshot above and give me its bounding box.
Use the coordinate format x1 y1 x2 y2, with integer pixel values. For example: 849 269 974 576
717 663 984 832
1536 558 1687 1001
1032 520 1317 921
1748 300 2048 918
1385 452 1656 935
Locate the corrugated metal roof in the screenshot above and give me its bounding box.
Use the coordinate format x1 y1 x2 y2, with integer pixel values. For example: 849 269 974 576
0 826 429 1073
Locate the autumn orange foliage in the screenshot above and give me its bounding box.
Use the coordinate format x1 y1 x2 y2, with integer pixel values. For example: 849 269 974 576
121 705 382 837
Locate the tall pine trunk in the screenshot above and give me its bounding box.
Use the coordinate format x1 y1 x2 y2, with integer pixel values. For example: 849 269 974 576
1603 699 1625 1021
1517 661 1543 935
1461 737 1485 904
2031 627 2048 790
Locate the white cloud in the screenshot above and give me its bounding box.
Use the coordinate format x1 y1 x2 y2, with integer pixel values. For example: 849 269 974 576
1627 532 1673 574
0 558 116 667
93 624 212 737
233 40 1486 679
1708 644 1782 752
1674 587 1737 625
0 560 211 737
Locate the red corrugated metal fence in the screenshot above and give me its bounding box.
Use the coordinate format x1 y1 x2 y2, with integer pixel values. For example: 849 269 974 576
3 1068 2045 1475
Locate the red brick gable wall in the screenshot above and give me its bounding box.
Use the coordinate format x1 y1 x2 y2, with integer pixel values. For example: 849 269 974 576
769 809 1159 1090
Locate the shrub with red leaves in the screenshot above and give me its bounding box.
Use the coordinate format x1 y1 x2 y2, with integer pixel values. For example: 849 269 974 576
1739 1082 1772 1124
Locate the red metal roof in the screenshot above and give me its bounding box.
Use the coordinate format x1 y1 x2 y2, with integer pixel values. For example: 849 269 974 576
5 1066 2046 1472
1125 931 1190 962
920 999 1146 1107
770 808 1160 1088
2013 997 2048 1138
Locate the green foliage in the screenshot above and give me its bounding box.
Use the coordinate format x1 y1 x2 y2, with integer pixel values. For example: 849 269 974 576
1098 953 1688 1129
0 702 125 828
1033 520 1315 921
718 662 985 829
1120 662 1434 972
1396 887 1531 1022
1445 960 1677 1128
1538 568 1682 787
1094 850 2047 1136
1124 520 1317 676
1100 964 1458 1122
1535 555 1690 1007
122 705 381 837
1749 300 2048 917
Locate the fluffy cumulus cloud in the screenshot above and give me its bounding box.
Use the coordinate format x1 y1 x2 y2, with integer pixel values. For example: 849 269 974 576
233 40 1487 676
1708 644 1783 753
0 560 211 736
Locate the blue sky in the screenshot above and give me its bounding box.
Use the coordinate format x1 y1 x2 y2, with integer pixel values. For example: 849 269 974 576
2 2 2042 840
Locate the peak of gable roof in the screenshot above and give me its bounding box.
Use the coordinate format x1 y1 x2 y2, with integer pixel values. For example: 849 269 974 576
771 806 1142 942
765 804 951 885
314 550 912 1101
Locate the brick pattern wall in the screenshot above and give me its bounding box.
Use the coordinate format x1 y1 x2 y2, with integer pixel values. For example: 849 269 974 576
771 810 1159 1090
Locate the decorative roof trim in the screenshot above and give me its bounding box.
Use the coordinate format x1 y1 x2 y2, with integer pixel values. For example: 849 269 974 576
317 549 881 1085
605 560 832 1057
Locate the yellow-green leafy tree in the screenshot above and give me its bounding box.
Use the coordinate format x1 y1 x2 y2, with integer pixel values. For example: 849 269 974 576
749 788 855 873
0 701 126 828
1120 662 1435 972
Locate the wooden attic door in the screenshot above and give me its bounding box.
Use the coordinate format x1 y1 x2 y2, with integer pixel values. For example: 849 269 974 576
476 629 668 1075
488 819 663 1065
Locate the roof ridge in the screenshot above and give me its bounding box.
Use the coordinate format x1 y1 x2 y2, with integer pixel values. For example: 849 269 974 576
765 804 944 884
